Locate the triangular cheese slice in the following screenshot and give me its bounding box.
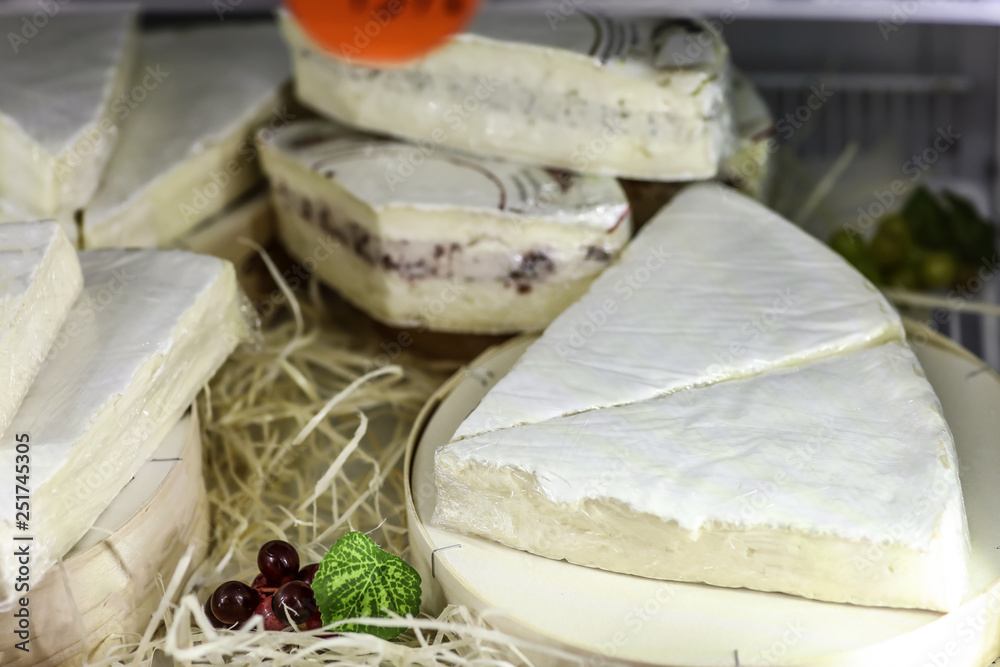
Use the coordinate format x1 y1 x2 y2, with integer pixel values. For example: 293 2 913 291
0 249 248 609
0 222 81 437
83 24 290 248
0 9 136 216
435 340 968 611
454 183 901 441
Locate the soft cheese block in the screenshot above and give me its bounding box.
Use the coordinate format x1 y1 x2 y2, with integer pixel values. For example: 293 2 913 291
259 120 632 333
435 341 969 612
0 249 248 609
83 24 290 248
454 183 901 440
0 222 82 439
0 9 136 217
621 71 775 227
281 9 735 181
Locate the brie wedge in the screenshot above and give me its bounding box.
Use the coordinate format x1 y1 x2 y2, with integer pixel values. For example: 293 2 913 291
0 222 82 439
434 340 968 612
83 24 290 248
281 9 735 181
0 9 136 217
0 249 247 609
260 119 632 333
454 183 901 440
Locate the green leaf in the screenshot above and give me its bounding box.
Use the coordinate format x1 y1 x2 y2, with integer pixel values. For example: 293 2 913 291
901 186 954 250
311 531 422 640
941 191 995 264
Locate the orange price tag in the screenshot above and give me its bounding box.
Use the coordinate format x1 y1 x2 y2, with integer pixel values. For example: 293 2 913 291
286 0 482 66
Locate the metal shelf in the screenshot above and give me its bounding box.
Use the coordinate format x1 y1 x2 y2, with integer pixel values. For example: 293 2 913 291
11 0 1000 24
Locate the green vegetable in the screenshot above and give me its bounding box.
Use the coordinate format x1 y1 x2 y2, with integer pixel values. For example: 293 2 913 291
311 531 421 640
828 228 861 258
941 191 995 264
870 213 911 269
828 229 881 283
901 186 953 250
887 265 920 290
919 251 959 290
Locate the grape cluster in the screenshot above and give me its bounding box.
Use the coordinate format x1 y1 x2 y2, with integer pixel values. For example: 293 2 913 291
204 540 321 631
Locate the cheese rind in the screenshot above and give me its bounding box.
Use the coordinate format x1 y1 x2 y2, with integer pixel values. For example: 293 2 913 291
281 9 735 181
260 120 632 333
0 9 137 217
0 222 82 438
454 183 902 440
0 249 248 609
435 341 968 611
83 24 290 248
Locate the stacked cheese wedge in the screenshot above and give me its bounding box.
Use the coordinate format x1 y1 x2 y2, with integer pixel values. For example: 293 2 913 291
264 8 774 334
282 10 735 181
258 120 632 333
0 7 289 266
82 23 290 250
0 221 249 612
0 9 136 243
434 183 969 613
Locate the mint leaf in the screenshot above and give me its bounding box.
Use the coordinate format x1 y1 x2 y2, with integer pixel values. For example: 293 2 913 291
311 531 421 640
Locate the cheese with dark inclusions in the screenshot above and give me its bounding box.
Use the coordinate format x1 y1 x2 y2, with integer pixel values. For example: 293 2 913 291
259 119 632 333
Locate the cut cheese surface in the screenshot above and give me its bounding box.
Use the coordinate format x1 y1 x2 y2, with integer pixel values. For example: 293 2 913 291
282 9 735 180
84 23 290 248
0 249 248 609
260 119 631 333
435 340 968 611
0 9 136 216
0 222 82 439
454 183 901 440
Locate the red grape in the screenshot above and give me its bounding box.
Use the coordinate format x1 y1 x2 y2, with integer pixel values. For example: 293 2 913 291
258 540 300 585
210 581 260 626
203 597 226 628
253 594 288 631
298 563 319 587
302 610 323 631
273 580 318 625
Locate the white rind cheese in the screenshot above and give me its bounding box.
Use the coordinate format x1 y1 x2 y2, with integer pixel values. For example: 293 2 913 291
0 249 248 609
260 119 632 333
435 341 968 612
0 222 82 439
281 9 736 181
454 183 901 440
0 9 137 217
83 24 290 249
